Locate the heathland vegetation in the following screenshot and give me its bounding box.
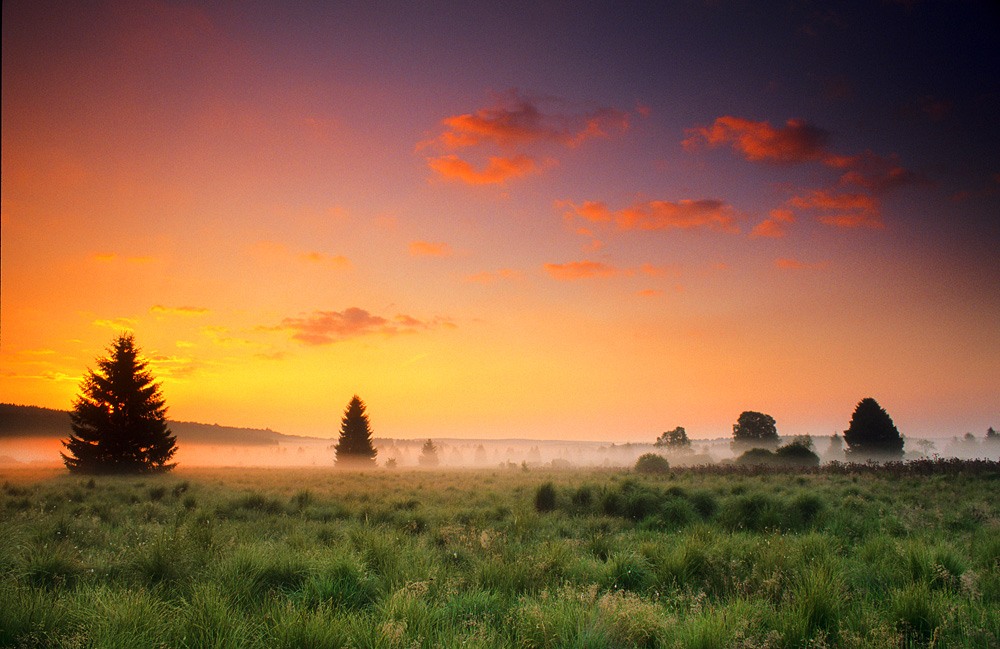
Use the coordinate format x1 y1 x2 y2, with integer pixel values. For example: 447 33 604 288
3 460 998 648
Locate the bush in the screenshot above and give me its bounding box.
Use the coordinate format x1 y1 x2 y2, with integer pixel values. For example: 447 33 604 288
775 443 820 466
534 482 557 512
634 453 670 475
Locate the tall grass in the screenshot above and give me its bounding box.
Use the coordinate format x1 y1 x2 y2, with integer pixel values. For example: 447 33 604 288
0 460 996 648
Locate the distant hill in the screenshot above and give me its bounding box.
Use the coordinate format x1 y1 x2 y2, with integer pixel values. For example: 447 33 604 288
0 403 323 446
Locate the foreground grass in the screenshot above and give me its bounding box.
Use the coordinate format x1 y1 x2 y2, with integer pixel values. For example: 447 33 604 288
1 463 998 648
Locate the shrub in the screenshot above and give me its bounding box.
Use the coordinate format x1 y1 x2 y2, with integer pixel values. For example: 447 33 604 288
634 453 670 475
775 442 820 466
534 482 557 512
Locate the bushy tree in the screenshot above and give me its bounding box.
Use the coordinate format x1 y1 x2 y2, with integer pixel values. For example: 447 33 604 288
655 426 692 451
635 453 670 474
843 398 904 459
62 333 177 474
418 439 439 467
334 395 377 466
732 411 778 448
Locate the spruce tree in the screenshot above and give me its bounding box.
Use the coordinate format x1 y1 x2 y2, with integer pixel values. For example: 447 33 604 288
63 333 177 474
843 397 904 459
418 439 439 467
334 395 377 466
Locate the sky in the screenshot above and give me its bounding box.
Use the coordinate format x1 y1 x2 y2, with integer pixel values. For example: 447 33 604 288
2 0 998 443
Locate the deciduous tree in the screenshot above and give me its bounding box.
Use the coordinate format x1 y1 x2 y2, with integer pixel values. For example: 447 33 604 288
732 411 778 449
655 426 692 451
62 333 177 474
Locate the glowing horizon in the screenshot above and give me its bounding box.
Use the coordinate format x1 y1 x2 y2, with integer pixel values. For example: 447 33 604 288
2 1 998 443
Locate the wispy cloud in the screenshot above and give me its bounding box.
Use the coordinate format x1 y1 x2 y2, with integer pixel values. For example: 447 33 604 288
410 241 454 257
432 91 628 149
268 307 455 345
427 154 542 184
150 305 210 315
561 198 738 233
543 261 621 281
774 258 828 270
750 208 797 238
463 269 523 283
683 116 831 164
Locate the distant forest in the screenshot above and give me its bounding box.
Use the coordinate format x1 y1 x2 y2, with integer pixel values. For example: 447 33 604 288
0 403 306 446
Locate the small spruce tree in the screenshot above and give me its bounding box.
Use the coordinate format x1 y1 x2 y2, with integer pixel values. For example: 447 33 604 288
62 333 177 474
418 439 439 467
334 395 377 466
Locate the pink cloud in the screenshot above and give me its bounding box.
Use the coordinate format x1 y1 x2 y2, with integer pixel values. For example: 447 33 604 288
272 307 452 345
464 269 523 283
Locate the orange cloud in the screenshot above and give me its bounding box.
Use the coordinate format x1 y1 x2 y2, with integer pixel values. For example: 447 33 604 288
272 307 452 345
750 208 797 238
789 189 877 213
562 198 738 234
150 305 210 315
543 261 621 281
636 289 663 297
410 241 453 257
640 263 680 277
427 155 540 184
298 252 352 268
774 258 828 270
683 116 830 164
436 93 629 149
464 269 523 283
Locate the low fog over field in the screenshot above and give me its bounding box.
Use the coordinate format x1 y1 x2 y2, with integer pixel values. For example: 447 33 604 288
2 404 997 469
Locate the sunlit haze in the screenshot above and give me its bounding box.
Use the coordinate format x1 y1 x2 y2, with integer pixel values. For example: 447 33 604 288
3 1 998 443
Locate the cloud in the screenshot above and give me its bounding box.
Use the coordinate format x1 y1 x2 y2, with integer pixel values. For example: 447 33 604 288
298 251 352 268
150 305 210 315
434 92 629 149
636 289 663 298
93 318 138 331
774 258 828 270
463 269 523 283
750 208 797 238
271 307 452 345
828 151 928 193
562 199 738 233
683 116 831 164
410 241 454 257
640 263 680 277
788 189 884 228
250 241 351 267
427 154 541 184
543 261 621 281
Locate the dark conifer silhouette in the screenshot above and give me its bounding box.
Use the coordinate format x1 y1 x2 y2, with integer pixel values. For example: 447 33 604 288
62 333 177 474
418 439 439 467
732 411 778 449
334 395 378 466
843 397 904 459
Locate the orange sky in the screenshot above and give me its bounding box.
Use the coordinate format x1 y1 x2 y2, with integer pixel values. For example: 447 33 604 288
2 0 998 441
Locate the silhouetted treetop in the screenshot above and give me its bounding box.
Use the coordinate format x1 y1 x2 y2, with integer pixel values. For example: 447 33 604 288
334 395 377 466
732 411 778 448
843 397 904 459
62 332 177 474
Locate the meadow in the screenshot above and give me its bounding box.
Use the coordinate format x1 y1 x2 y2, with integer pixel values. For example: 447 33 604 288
2 461 998 649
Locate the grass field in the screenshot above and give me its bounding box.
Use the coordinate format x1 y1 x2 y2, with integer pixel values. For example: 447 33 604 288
2 462 998 648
